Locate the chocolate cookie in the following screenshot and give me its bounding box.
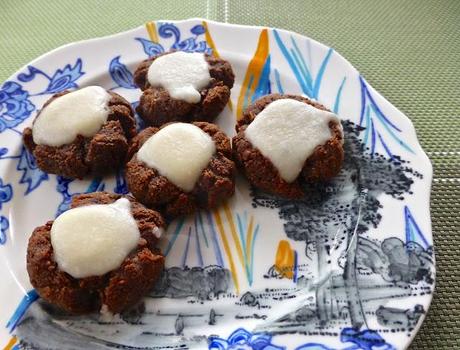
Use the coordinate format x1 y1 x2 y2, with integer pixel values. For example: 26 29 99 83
233 94 344 198
134 52 234 127
126 122 235 219
23 89 136 179
26 192 165 314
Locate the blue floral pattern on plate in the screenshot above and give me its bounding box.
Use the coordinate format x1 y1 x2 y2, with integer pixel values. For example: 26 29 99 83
17 58 84 95
0 82 35 132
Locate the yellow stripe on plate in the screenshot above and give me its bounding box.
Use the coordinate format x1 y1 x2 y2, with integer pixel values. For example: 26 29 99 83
145 21 159 43
246 215 255 269
275 240 294 279
223 202 245 268
236 29 269 119
3 337 17 350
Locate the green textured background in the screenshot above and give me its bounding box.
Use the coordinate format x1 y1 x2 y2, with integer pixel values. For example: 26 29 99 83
0 0 459 348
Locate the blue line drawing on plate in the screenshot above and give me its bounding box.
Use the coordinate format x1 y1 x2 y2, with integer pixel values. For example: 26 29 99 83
194 219 204 267
17 58 84 95
273 30 333 99
0 81 35 133
136 37 164 57
114 170 129 194
164 217 186 256
181 227 193 267
159 23 211 53
129 100 146 131
292 250 298 283
252 55 272 102
5 289 38 333
0 177 13 245
0 215 9 245
196 211 209 248
55 173 131 217
209 327 284 350
164 213 226 268
295 328 395 350
0 178 13 209
404 205 429 249
274 69 284 94
17 147 49 195
136 22 212 57
333 77 347 114
108 56 137 90
0 147 49 196
206 211 225 267
359 76 414 157
55 176 105 217
339 328 395 350
236 211 260 286
164 208 260 284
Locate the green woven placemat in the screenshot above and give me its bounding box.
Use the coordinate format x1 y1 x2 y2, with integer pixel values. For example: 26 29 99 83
1 0 459 348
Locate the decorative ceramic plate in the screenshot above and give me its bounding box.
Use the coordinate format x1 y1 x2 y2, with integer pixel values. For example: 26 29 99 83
0 19 434 350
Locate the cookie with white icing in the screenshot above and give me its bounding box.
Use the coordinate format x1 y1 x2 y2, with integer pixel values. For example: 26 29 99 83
134 51 234 127
23 86 136 179
26 192 165 314
126 122 235 218
233 94 344 198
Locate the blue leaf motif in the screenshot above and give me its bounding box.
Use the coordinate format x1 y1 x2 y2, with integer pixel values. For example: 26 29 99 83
17 147 49 195
46 58 84 94
0 179 12 209
173 37 209 53
0 216 9 245
191 24 206 36
18 66 50 83
16 59 85 95
109 56 137 89
55 176 73 217
135 38 165 57
158 23 181 44
172 37 196 52
0 81 35 132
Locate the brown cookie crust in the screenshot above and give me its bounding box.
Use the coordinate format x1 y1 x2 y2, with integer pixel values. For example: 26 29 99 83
133 52 234 127
233 94 344 198
126 122 235 219
23 90 136 179
26 192 165 314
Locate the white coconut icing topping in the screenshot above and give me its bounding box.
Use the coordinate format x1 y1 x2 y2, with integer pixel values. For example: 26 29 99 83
32 86 111 147
245 98 342 183
147 51 210 103
137 123 215 192
50 198 140 278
